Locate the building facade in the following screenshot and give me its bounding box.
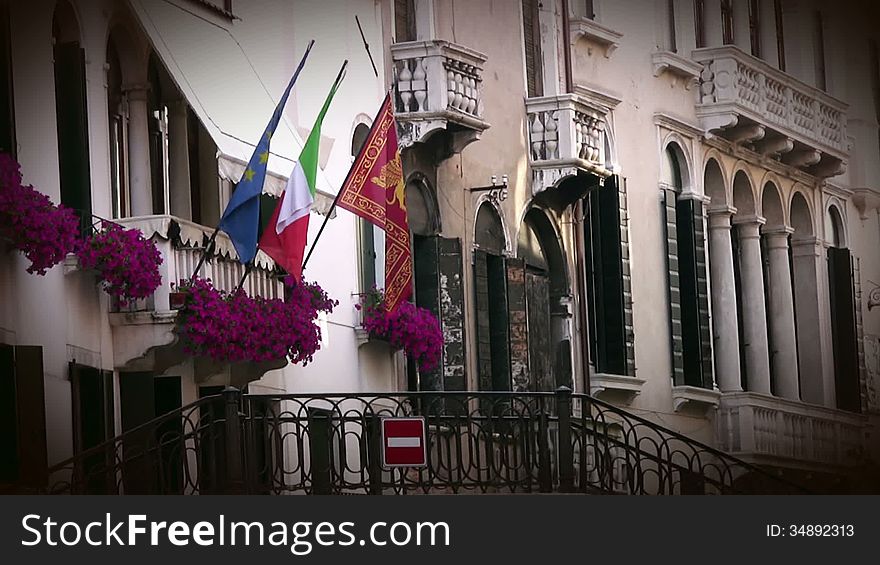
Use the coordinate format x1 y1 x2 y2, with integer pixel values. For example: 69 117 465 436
0 0 878 492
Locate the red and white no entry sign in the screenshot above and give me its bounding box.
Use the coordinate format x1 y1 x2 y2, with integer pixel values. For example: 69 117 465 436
381 417 427 468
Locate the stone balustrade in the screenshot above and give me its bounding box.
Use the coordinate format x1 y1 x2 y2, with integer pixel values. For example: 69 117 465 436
693 46 848 178
717 392 866 469
391 40 489 152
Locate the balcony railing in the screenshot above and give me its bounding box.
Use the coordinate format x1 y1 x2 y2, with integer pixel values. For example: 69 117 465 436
717 392 867 469
526 92 613 195
391 40 489 152
693 46 848 177
111 215 284 315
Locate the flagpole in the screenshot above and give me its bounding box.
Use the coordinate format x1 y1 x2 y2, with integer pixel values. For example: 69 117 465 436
244 60 349 287
301 22 384 273
188 39 316 283
301 87 391 273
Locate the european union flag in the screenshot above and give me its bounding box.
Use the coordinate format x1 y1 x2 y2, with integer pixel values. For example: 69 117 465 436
218 40 314 265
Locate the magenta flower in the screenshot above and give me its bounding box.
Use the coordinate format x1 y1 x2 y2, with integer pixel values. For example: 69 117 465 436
358 288 443 372
0 153 81 275
78 222 163 306
176 277 337 365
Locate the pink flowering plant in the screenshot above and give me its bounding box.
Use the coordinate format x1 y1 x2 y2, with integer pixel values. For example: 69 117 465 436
357 288 443 372
0 153 80 275
176 276 337 365
77 222 163 306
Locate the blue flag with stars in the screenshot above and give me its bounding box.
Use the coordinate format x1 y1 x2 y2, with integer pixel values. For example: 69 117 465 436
218 41 314 265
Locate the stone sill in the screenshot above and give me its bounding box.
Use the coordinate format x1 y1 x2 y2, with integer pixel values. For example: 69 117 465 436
672 385 721 415
651 50 702 88
569 17 623 57
396 109 490 132
590 373 645 405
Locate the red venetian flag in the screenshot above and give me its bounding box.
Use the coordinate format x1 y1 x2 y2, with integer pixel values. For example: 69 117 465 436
337 93 412 312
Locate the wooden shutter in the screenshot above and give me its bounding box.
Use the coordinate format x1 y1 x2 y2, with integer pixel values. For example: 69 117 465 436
54 43 92 230
360 220 377 293
584 177 632 376
474 249 493 391
526 270 553 391
0 344 16 483
828 248 860 412
395 0 416 42
507 258 530 392
662 188 685 385
413 235 441 391
13 346 47 489
522 0 543 98
488 254 511 390
618 179 637 376
675 198 713 388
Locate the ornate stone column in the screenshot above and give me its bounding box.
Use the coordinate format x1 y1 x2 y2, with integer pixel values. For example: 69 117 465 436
734 217 771 395
763 227 800 400
124 83 153 217
708 207 742 392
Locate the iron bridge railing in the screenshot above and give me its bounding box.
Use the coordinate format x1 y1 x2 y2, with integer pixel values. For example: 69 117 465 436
42 388 810 495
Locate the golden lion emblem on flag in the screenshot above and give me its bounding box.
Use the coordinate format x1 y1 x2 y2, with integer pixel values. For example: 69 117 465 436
371 156 406 212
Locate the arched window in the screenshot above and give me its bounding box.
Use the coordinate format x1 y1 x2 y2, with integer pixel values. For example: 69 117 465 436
54 0 91 230
661 144 713 389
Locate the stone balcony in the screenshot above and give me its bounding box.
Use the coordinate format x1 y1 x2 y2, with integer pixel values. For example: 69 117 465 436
526 90 614 195
693 46 848 178
716 392 867 470
391 39 489 153
107 215 285 378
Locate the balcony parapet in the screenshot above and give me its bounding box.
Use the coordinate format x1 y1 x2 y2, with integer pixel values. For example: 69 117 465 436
716 392 867 470
693 46 848 178
107 215 284 369
526 92 613 195
391 40 489 153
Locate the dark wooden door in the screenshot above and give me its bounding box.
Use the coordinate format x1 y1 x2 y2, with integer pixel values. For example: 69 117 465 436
0 345 47 489
526 270 553 391
71 363 113 493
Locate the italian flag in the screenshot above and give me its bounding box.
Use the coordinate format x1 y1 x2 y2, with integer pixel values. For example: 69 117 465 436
259 75 341 281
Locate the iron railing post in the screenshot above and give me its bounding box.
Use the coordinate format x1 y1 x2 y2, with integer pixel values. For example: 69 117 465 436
556 386 574 493
537 397 552 493
222 386 245 494
366 414 384 495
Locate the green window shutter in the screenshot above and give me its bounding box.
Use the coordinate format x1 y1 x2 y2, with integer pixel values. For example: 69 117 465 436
584 176 631 376
507 258 530 392
54 43 92 231
522 0 543 98
395 0 416 42
359 219 377 292
617 178 637 376
828 247 860 412
663 188 685 385
488 254 511 391
691 201 714 389
474 249 493 392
